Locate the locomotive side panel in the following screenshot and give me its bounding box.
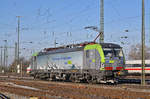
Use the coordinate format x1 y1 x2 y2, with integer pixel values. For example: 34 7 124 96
84 49 101 70
37 51 84 70
36 55 49 69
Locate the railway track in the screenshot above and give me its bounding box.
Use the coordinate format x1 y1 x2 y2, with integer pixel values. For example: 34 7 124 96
0 93 10 99
118 78 150 84
1 75 150 91
0 75 34 80
1 78 150 99
1 75 150 99
1 75 150 94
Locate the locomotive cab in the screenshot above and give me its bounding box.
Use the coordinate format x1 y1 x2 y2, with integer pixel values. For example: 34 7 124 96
84 43 126 83
102 45 126 78
102 45 124 69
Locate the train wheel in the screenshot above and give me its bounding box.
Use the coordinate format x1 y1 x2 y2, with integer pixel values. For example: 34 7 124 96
70 75 80 83
70 76 76 82
87 76 93 83
65 74 71 81
50 75 56 81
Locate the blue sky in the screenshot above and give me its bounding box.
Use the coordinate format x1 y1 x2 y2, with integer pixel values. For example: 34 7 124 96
0 0 150 62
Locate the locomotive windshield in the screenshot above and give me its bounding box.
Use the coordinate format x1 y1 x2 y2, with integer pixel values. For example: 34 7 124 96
114 48 123 57
103 48 113 57
103 48 123 57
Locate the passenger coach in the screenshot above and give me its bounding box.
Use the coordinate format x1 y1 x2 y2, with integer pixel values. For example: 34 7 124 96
125 60 150 74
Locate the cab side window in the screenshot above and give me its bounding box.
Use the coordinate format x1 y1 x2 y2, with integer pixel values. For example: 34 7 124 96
86 50 89 58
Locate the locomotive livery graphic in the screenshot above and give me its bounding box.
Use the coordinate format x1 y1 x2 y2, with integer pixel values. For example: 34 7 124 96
29 42 126 83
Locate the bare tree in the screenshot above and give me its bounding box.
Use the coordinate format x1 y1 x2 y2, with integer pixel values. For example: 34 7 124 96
9 57 30 73
128 44 150 60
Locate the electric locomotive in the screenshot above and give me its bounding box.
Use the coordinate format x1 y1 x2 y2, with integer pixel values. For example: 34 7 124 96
29 42 126 83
